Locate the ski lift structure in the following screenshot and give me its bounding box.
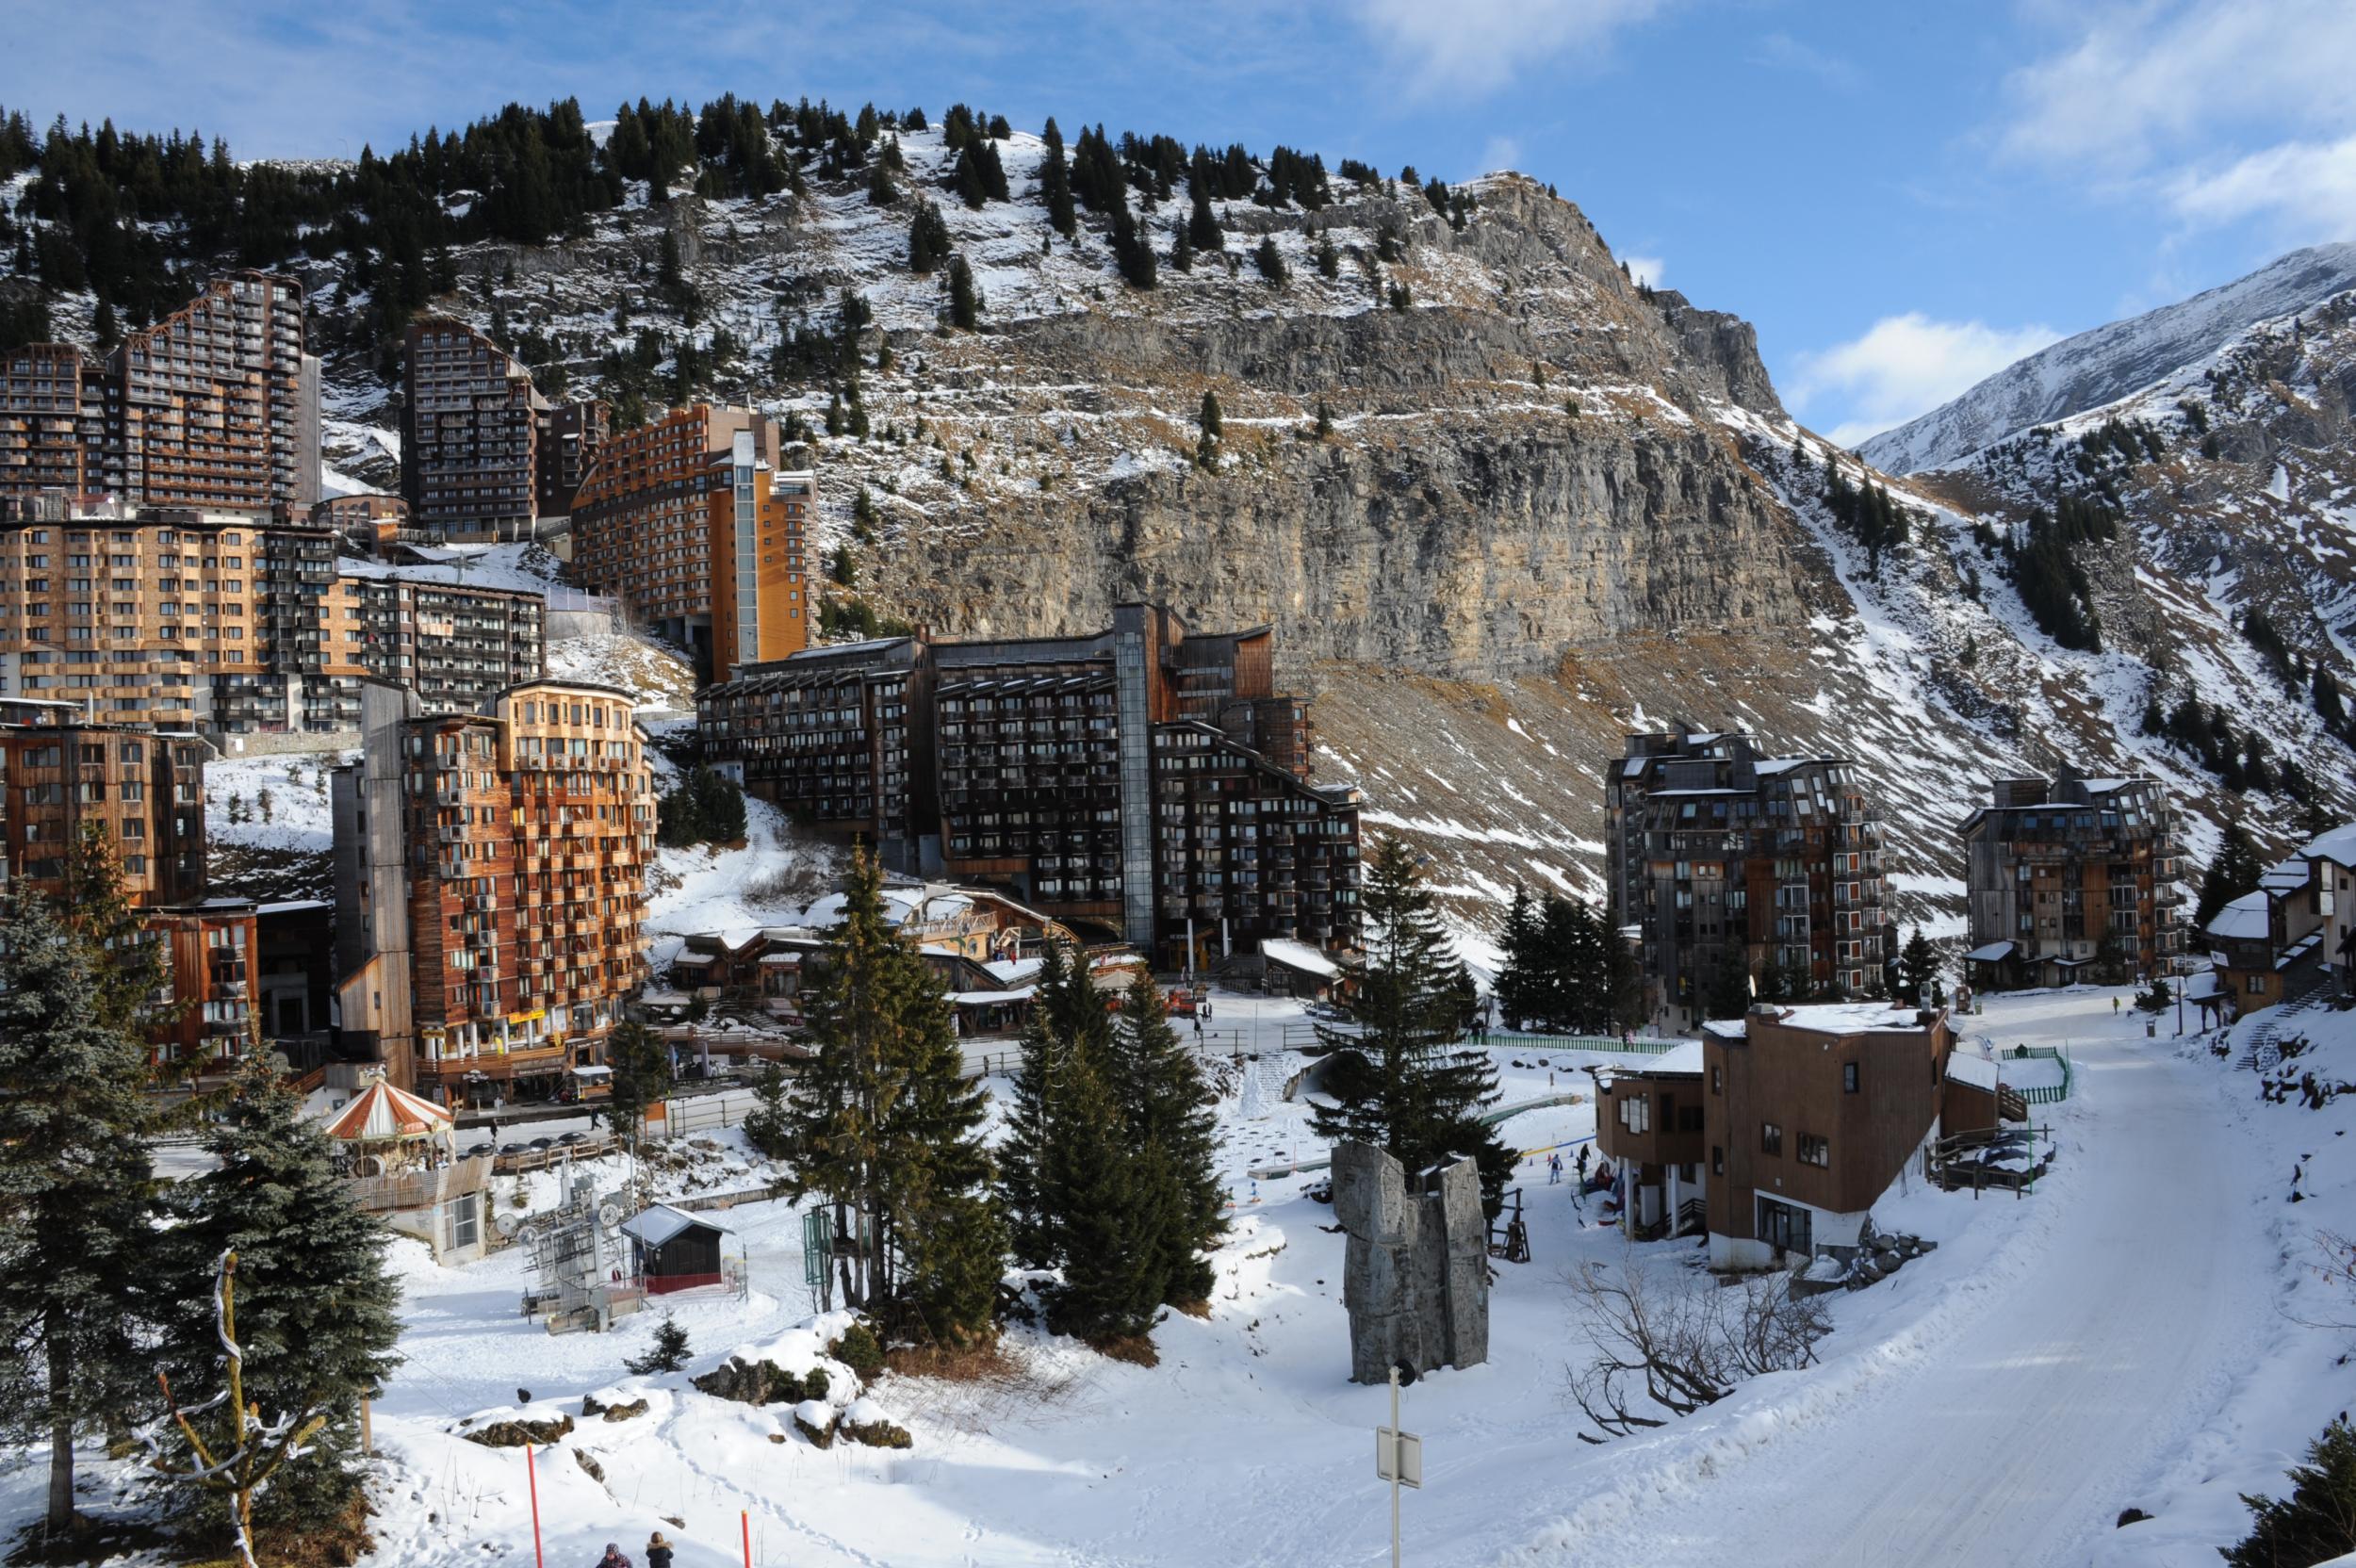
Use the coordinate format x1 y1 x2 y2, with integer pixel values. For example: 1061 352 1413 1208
516 1169 644 1333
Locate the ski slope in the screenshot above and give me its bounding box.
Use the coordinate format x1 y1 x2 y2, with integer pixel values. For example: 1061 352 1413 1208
1586 1001 2272 1566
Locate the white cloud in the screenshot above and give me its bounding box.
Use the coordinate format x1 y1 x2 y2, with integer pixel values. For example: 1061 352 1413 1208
2000 0 2356 172
2166 133 2356 240
1791 314 2061 447
1478 136 1523 176
1350 0 1667 95
1623 254 1666 288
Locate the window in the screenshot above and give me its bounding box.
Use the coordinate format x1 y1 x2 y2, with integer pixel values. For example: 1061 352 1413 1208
1842 1062 1859 1094
1798 1134 1830 1168
1710 1064 1723 1094
1761 1122 1783 1156
1618 1093 1649 1135
1711 1145 1724 1175
1758 1196 1812 1257
447 1192 480 1251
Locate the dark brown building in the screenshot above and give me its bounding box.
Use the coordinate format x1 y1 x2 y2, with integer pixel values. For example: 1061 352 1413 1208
1960 767 2183 989
696 605 1361 965
1607 727 1890 1032
1702 1002 1952 1267
1591 1040 1708 1238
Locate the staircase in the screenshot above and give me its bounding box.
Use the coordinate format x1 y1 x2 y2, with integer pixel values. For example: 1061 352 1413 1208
2237 959 2338 1071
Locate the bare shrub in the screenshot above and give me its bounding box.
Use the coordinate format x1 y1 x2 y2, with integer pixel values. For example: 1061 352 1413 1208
1564 1258 1830 1442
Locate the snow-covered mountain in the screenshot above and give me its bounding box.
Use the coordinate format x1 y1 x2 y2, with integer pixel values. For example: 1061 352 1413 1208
8 106 2351 937
1861 243 2356 474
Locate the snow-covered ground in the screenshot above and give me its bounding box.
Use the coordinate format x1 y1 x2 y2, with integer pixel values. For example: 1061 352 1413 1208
204 751 345 854
14 983 2347 1563
303 984 2340 1567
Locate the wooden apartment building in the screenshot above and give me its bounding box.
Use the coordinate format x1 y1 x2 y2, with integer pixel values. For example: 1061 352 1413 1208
399 317 611 543
570 404 810 683
1960 766 2184 989
0 270 319 514
1606 726 1891 1033
695 605 1362 966
333 678 655 1102
0 696 255 1062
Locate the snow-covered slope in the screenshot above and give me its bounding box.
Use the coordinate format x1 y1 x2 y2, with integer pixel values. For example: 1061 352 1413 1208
1861 243 2356 473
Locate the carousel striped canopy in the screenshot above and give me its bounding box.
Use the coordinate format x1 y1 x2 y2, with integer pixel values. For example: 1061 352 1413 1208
322 1078 452 1143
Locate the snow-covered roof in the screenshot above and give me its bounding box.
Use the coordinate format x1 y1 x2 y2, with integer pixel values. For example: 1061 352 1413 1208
985 956 1044 985
256 898 333 916
1260 937 1340 980
1946 1053 2002 1091
2260 858 2314 894
1783 1002 1940 1034
803 885 974 930
620 1204 728 1248
2184 970 2224 1001
2206 892 2272 941
949 988 1035 1005
1965 940 2017 963
1609 1038 1706 1075
1753 758 1812 776
2300 823 2356 868
2281 934 2323 970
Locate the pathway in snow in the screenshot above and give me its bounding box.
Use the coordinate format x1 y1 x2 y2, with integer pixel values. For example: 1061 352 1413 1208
1594 1027 2269 1567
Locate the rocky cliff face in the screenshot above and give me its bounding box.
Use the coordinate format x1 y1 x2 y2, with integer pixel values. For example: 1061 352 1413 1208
33 115 2342 938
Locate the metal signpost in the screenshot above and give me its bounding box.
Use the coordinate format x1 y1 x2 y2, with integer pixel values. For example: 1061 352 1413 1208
1374 1363 1422 1566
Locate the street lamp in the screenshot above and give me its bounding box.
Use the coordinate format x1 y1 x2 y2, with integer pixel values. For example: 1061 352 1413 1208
1374 1360 1422 1566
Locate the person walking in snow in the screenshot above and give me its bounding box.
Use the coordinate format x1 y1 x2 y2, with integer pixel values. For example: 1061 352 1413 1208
1547 1152 1563 1184
594 1545 633 1568
1577 1144 1591 1181
2111 996 2120 1016
645 1532 674 1568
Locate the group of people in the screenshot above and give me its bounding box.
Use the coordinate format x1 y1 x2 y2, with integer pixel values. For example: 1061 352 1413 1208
1544 1145 1597 1186
594 1536 672 1568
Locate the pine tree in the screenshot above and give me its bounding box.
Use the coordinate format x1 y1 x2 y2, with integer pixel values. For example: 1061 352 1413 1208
1039 119 1076 239
63 819 173 1041
1897 927 1938 1004
1169 214 1195 272
1310 839 1510 1214
2224 1416 2356 1568
1494 886 1541 1030
1704 953 1753 1021
1041 1046 1160 1346
947 254 981 330
0 889 164 1535
785 850 1002 1342
1188 185 1224 252
741 1061 794 1161
625 1315 693 1376
1107 972 1223 1308
1253 235 1287 285
1196 390 1222 469
907 204 951 273
158 1058 401 1547
1112 205 1157 289
1316 235 1340 280
2197 821 2268 930
605 1020 671 1145
997 940 1112 1267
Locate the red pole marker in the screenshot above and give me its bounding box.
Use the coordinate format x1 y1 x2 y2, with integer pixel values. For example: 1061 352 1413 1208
526 1445 546 1568
743 1508 753 1568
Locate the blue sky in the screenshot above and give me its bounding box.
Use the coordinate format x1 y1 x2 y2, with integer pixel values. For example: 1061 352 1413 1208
6 0 2353 442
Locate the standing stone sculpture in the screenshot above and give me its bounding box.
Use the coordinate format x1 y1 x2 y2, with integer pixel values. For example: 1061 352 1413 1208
1331 1142 1489 1383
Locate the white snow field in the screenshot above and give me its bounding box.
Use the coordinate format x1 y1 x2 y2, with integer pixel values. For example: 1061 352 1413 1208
316 986 2334 1568
8 987 2343 1563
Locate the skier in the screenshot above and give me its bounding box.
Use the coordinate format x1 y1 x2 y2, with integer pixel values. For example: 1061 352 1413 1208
594 1546 633 1568
645 1533 674 1568
1547 1152 1562 1184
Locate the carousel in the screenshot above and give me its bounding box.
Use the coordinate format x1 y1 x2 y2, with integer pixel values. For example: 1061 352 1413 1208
322 1074 459 1179
321 1075 490 1263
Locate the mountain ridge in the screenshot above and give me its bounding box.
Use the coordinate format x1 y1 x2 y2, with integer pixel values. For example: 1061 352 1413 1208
1860 241 2356 474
